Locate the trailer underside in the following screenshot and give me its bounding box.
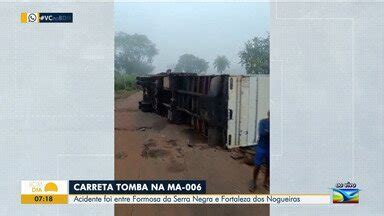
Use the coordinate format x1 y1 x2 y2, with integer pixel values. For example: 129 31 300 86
137 73 229 146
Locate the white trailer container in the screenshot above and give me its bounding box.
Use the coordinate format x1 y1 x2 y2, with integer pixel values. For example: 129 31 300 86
226 75 269 148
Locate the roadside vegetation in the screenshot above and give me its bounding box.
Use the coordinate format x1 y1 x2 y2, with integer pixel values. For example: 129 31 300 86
115 73 137 99
174 54 209 74
239 34 270 74
213 55 230 74
114 32 158 99
114 31 269 99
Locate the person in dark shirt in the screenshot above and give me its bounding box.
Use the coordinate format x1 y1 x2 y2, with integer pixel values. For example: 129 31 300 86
249 111 270 192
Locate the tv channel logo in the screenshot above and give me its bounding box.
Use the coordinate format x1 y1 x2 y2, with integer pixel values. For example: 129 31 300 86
333 188 359 204
21 12 73 23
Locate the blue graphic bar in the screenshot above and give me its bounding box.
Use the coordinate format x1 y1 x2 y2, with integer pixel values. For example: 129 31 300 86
39 13 73 23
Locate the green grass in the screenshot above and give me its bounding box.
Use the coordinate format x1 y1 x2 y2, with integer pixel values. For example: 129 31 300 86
115 73 138 99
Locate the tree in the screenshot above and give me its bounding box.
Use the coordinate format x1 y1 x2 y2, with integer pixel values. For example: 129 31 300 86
239 34 269 74
174 54 209 74
115 32 158 75
213 55 230 74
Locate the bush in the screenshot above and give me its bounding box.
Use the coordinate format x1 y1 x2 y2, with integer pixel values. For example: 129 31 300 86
115 73 136 92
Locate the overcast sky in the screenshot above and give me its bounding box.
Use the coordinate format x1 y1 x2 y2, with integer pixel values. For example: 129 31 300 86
115 2 269 74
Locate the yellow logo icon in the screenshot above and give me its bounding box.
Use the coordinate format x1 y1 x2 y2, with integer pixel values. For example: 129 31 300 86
44 182 58 192
21 12 40 23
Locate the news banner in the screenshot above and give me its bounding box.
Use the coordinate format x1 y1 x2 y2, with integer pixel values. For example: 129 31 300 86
19 180 342 205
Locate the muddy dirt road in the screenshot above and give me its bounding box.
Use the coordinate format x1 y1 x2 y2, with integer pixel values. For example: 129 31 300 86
115 92 269 216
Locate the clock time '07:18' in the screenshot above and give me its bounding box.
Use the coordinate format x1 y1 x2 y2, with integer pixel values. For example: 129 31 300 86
34 195 53 202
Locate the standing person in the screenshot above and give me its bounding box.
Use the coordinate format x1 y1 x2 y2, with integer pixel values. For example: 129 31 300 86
249 111 270 192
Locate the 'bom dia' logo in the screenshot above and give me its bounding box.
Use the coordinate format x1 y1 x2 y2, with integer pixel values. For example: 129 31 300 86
30 182 58 193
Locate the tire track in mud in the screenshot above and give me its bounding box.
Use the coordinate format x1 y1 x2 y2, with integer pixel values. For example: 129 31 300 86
140 137 187 173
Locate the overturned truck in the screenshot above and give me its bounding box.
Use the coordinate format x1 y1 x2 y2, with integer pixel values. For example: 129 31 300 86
137 72 269 149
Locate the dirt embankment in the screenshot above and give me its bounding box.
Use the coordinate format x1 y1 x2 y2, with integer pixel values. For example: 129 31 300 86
115 92 269 216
